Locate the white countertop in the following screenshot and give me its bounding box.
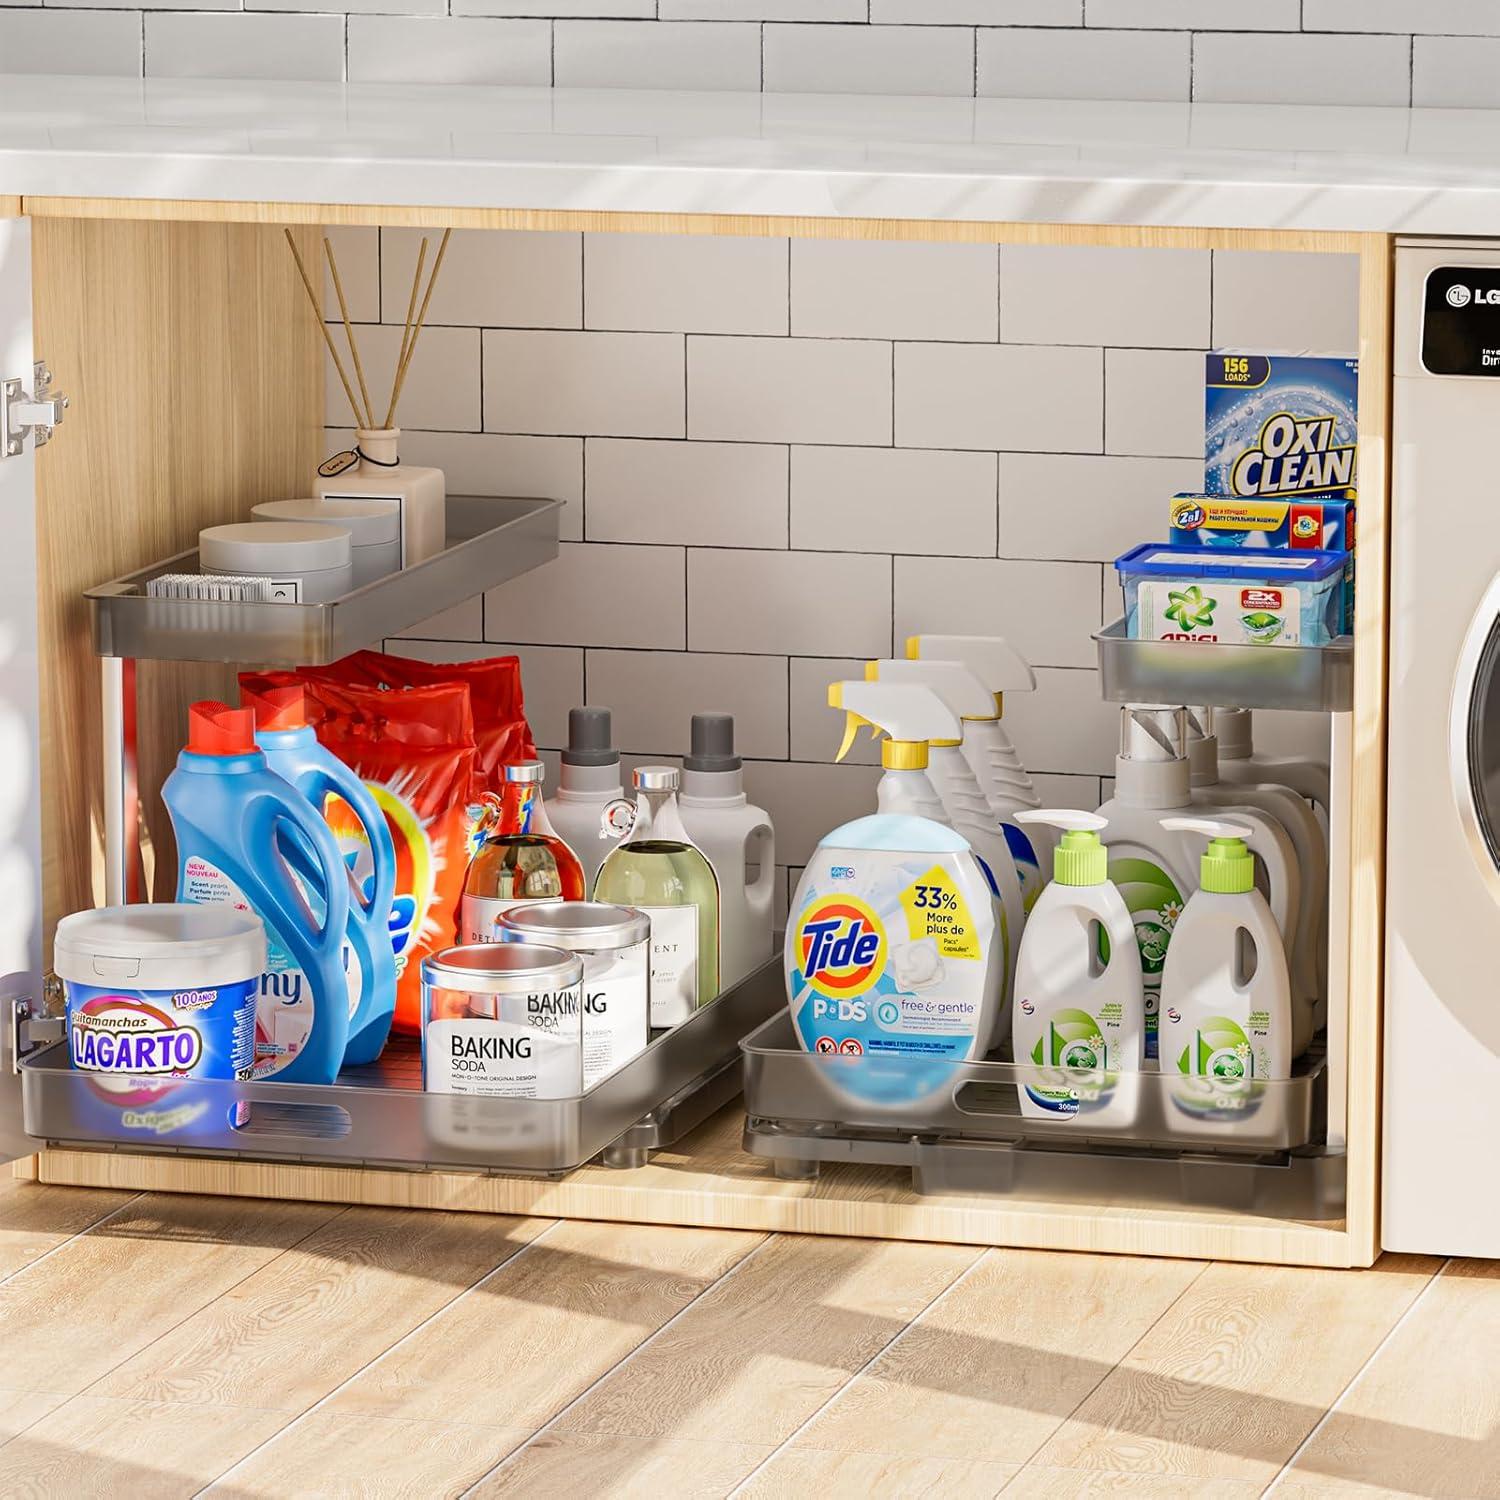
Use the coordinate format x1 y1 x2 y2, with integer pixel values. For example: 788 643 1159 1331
7 75 1500 234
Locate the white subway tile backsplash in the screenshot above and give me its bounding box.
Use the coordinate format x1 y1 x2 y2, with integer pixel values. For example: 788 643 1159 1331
1413 37 1500 111
790 656 880 765
586 650 789 759
664 0 861 15
383 228 580 331
457 0 650 14
894 555 1101 669
689 337 893 446
791 447 997 557
874 0 1076 22
1210 251 1361 355
588 439 788 548
742 760 883 866
402 432 584 540
1030 772 1105 809
1193 33 1412 108
1104 348 1203 459
1086 0 1298 28
689 549 892 658
1001 245 1210 349
895 343 1102 453
977 27 1190 102
323 228 380 325
0 11 141 74
326 324 481 433
1306 0 1500 35
998 452 1199 563
145 13 345 81
261 0 442 16
393 599 484 642
763 23 976 97
554 20 762 91
791 240 998 343
1004 668 1119 777
485 543 686 649
484 330 685 439
586 234 788 336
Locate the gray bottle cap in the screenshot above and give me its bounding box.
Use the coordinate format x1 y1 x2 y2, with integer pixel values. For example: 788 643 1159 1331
562 706 618 768
684 712 740 773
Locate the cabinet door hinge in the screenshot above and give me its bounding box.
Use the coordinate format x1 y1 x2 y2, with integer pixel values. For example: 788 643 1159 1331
3 361 68 458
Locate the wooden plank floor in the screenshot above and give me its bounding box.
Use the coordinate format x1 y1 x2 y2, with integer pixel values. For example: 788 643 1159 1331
0 1174 1486 1500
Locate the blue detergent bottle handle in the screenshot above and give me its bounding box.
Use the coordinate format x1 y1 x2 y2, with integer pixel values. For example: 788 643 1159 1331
167 702 352 1085
254 713 399 1066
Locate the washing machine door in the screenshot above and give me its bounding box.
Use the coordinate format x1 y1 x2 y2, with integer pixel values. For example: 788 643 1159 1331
1452 571 1500 899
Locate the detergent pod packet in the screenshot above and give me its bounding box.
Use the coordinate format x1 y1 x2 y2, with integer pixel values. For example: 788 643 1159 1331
242 670 481 1035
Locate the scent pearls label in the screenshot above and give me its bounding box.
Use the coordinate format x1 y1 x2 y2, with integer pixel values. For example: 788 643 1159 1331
640 905 699 1027
425 982 583 1099
580 943 650 1087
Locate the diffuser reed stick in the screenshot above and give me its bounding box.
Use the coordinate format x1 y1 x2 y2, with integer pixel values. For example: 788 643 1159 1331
384 228 452 428
324 237 374 429
391 235 428 414
284 228 365 430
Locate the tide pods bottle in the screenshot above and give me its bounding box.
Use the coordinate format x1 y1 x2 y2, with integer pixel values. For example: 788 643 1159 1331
1157 817 1293 1127
1011 811 1144 1124
244 683 398 1067
164 701 352 1084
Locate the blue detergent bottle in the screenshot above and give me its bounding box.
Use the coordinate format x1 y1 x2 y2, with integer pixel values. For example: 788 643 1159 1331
245 682 398 1066
164 700 352 1085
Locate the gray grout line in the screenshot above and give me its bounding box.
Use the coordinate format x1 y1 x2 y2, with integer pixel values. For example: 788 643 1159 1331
1261 1257 1454 1497
457 1231 778 1497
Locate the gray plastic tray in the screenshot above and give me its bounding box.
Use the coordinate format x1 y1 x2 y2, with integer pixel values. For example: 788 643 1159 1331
87 495 561 666
21 955 781 1176
1095 619 1353 712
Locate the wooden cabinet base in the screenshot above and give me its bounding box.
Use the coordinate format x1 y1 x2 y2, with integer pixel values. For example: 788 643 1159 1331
34 1107 1366 1268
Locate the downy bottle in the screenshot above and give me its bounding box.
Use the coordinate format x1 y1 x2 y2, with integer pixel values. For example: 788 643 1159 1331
1157 817 1293 1130
164 701 352 1084
903 634 1057 912
786 682 1003 1105
865 657 1026 1045
1096 705 1303 1064
1187 706 1327 1043
595 766 720 1026
460 760 585 944
244 683 399 1067
1010 811 1144 1124
546 706 629 895
678 713 775 990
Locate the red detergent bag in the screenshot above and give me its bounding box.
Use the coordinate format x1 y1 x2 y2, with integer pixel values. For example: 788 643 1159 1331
241 670 480 1036
299 650 535 799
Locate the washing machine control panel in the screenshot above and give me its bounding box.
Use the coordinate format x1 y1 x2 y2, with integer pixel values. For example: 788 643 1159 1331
1422 265 1500 376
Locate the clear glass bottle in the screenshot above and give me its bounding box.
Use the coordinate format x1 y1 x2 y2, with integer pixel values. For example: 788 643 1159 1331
459 761 585 944
594 765 720 1027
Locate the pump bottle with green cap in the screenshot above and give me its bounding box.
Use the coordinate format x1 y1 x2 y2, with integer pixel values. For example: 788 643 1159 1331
1010 811 1144 1123
1157 817 1293 1112
785 681 1003 1100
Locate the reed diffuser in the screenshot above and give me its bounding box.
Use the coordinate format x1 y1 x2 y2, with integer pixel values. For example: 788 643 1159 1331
287 228 453 567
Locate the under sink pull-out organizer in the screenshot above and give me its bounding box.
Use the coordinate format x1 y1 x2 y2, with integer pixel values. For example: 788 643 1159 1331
20 958 782 1176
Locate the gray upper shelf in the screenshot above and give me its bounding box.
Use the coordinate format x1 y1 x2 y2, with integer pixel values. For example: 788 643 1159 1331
86 495 560 666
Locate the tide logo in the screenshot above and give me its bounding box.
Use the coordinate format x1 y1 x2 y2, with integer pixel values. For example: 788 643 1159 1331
795 897 887 999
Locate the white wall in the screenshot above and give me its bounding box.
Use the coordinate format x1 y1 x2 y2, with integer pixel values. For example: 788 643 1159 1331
3 6 1500 107
319 228 1356 915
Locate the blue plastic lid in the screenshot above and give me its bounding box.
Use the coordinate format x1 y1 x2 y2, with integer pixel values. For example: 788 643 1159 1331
1114 542 1347 583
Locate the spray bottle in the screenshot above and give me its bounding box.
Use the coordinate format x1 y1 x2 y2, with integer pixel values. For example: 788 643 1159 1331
1096 705 1304 1063
865 657 1026 1042
1010 811 1144 1124
1158 817 1293 1129
903 634 1057 910
786 682 1003 1101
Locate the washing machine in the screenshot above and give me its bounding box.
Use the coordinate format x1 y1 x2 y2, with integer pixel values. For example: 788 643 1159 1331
1386 238 1500 1256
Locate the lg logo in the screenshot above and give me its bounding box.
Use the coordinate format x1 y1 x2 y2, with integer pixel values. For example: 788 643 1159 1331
1449 284 1473 307
1446 284 1500 308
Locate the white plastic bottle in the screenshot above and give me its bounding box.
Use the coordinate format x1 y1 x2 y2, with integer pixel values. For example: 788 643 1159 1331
1186 706 1327 1041
904 634 1058 908
1096 705 1303 1063
865 659 1026 1044
1213 707 1332 822
1011 811 1144 1124
1157 817 1293 1130
678 713 775 990
546 707 628 895
786 682 1003 1104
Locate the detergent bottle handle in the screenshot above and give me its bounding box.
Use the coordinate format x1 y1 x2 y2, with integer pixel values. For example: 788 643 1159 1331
303 767 396 920
744 823 776 910
1234 808 1301 955
246 786 352 956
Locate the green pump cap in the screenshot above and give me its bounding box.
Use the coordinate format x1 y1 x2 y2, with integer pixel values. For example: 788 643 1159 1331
1016 809 1108 886
1160 816 1255 894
